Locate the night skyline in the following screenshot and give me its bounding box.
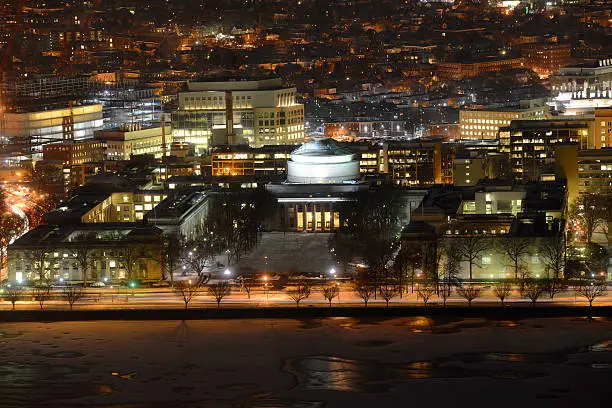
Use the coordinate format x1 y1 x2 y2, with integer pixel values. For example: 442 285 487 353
1 1 611 407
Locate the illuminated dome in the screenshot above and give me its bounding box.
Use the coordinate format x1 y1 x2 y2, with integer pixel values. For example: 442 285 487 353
287 138 360 183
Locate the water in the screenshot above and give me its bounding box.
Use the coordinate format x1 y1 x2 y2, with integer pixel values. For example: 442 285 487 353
0 317 610 407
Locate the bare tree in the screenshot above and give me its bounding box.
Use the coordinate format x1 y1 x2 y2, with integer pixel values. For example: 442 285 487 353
354 283 376 308
416 284 437 307
5 285 24 310
569 193 606 243
0 203 25 274
29 247 50 281
164 234 183 283
207 281 232 309
380 284 398 307
522 280 544 308
457 236 489 281
63 286 83 311
493 281 512 305
542 277 564 299
74 243 95 287
539 236 565 279
32 283 51 310
500 238 530 279
118 245 141 282
173 279 203 311
438 238 462 301
321 285 339 307
397 243 421 293
241 277 257 299
456 284 482 306
575 282 607 311
287 280 311 307
182 233 217 278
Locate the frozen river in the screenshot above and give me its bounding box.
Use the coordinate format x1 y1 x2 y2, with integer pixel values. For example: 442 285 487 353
1 316 610 407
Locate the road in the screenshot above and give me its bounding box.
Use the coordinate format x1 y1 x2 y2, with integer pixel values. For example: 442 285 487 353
1 285 611 311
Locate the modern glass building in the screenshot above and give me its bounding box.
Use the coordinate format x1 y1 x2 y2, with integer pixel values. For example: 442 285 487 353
171 78 304 153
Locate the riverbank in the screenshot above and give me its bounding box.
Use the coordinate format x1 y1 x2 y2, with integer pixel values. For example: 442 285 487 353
2 304 611 322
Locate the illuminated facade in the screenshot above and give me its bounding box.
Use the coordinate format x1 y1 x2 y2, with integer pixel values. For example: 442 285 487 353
520 42 571 78
96 124 172 160
324 120 407 140
7 224 164 283
594 109 612 149
437 57 525 81
380 141 443 186
459 106 547 140
211 145 291 176
171 78 304 153
404 182 567 280
1 104 104 159
500 120 588 182
550 59 612 115
43 139 106 165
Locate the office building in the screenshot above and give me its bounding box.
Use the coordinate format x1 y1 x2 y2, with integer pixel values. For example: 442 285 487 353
1 104 104 159
500 119 588 182
171 77 304 153
42 139 106 165
459 106 547 140
453 151 510 186
96 123 172 160
381 140 443 186
211 145 292 177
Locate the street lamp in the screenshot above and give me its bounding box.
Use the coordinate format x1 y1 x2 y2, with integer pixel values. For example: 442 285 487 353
264 256 268 274
224 268 231 277
263 275 269 300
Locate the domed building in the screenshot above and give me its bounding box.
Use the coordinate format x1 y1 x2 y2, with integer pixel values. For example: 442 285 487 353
287 138 360 184
266 138 367 232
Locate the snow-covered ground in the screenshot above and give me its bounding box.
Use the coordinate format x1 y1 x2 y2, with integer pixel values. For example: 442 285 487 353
1 317 610 407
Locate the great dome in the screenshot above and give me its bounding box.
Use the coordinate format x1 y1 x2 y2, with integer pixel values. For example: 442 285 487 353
287 138 360 183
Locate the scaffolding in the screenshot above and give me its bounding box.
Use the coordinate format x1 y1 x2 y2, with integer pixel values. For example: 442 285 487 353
0 75 102 112
86 83 162 129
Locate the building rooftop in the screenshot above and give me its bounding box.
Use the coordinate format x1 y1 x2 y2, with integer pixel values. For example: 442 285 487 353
187 77 286 92
43 193 111 224
291 138 355 158
10 223 162 248
145 191 210 223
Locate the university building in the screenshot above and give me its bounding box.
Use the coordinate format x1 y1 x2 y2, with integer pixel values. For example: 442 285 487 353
459 106 547 140
171 77 304 153
403 181 567 280
1 103 104 160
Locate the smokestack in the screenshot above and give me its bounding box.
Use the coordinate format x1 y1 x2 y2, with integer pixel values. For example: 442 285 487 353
225 91 235 145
